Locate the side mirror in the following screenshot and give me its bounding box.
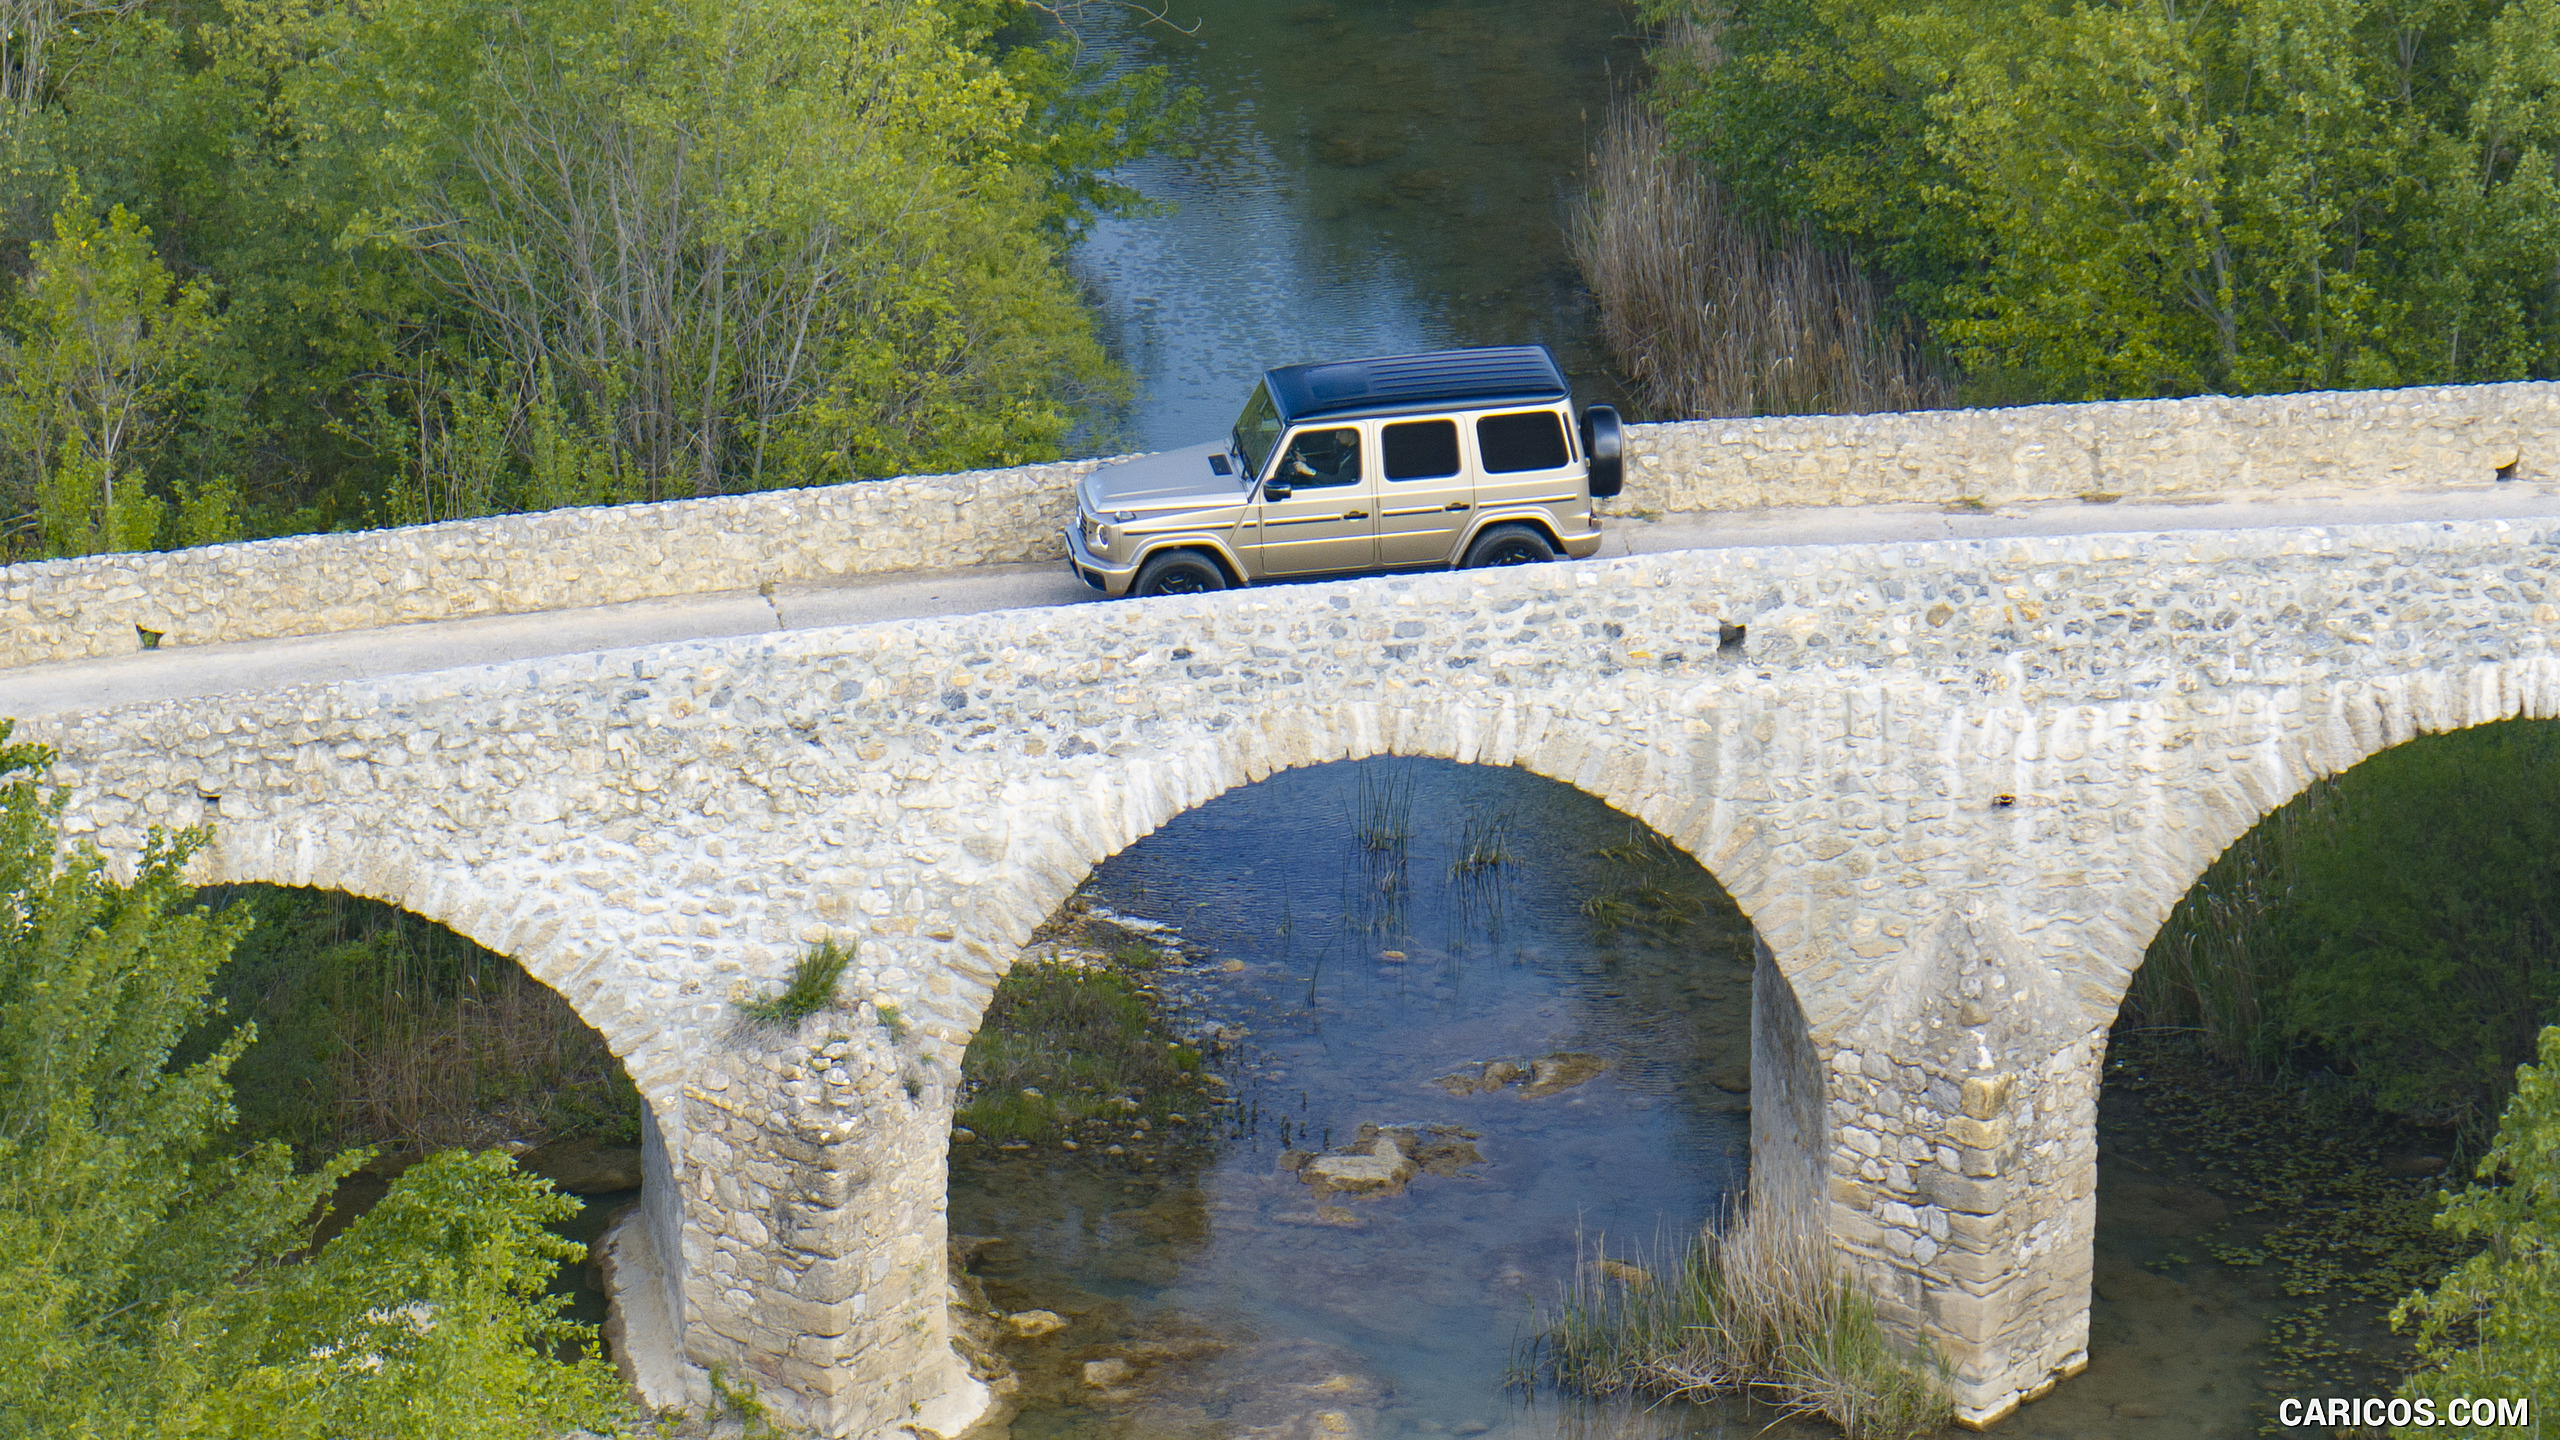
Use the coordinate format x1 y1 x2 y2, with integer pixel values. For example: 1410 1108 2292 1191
1581 405 1624 499
1260 478 1292 502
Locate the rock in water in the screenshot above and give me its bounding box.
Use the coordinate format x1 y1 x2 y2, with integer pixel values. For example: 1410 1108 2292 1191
1005 1309 1067 1338
1519 1052 1607 1098
517 1136 645 1194
1304 1136 1418 1195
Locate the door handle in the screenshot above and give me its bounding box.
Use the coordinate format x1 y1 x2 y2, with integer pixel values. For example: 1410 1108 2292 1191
1443 502 1471 511
1343 510 1369 520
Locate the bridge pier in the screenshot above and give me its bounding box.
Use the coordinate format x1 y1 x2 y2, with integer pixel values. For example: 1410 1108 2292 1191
1810 912 2102 1428
607 1021 983 1437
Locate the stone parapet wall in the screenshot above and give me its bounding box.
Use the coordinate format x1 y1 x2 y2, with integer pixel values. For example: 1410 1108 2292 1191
1627 380 2556 512
4 379 2554 670
0 457 1109 669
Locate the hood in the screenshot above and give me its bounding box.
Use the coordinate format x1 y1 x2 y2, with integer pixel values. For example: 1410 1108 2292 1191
1079 441 1248 515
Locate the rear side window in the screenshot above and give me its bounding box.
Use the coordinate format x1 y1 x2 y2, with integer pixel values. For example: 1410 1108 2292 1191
1476 411 1570 473
1382 419 1461 481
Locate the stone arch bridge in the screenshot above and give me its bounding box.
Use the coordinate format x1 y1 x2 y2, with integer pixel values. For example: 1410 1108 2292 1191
6 383 2559 1434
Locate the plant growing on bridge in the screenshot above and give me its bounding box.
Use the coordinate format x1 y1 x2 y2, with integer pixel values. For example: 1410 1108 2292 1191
736 938 854 1029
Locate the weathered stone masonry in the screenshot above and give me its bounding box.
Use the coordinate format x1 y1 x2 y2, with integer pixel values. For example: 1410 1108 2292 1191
5 379 2550 668
17 511 2560 1431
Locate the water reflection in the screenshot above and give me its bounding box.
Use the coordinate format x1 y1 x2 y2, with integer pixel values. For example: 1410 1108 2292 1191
1067 0 1642 453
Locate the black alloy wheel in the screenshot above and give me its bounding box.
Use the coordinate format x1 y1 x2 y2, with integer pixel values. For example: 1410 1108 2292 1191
1463 524 1556 569
1133 550 1229 597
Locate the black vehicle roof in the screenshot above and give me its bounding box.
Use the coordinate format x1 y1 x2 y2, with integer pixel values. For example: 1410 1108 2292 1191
1265 345 1571 424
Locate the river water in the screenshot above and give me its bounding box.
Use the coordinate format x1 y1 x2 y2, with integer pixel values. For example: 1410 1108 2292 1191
954 759 1833 1439
1066 0 1641 454
949 759 2460 1439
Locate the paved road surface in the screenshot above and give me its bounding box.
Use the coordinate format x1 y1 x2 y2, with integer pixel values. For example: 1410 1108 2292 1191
10 485 2560 720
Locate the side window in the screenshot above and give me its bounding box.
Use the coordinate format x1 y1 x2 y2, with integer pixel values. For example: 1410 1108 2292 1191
1476 410 1570 473
1272 427 1363 488
1382 419 1461 481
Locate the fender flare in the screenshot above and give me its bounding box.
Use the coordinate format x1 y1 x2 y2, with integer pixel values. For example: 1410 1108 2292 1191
1129 535 1249 586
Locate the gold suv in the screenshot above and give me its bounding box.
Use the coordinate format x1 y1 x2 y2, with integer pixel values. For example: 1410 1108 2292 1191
1066 345 1624 597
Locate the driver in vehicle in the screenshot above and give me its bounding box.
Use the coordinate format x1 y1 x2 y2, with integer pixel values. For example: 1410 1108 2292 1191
1280 428 1360 485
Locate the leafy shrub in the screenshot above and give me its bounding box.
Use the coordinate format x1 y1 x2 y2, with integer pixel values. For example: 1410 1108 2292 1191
2392 1025 2560 1430
0 723 630 1439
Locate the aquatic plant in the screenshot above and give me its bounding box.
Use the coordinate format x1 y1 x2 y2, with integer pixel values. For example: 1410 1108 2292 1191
1350 761 1417 855
736 939 853 1029
1451 807 1516 875
957 956 1208 1142
1519 1209 1951 1440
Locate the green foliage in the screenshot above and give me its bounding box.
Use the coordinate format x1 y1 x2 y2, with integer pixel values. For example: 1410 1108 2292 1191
0 178 218 556
203 1150 629 1440
0 0 1187 555
0 723 634 1438
1656 0 2560 399
0 724 337 1436
2393 1025 2560 1429
2134 720 2560 1143
736 938 853 1029
200 886 642 1155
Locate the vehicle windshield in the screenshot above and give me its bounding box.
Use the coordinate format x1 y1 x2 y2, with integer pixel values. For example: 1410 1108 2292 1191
1232 381 1283 481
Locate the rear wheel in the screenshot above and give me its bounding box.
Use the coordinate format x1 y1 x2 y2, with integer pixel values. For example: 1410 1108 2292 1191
1462 523 1555 569
1132 550 1229 597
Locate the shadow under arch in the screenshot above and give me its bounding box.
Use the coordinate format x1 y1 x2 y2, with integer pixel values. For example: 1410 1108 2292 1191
946 750 1837 1431
177 823 681 1100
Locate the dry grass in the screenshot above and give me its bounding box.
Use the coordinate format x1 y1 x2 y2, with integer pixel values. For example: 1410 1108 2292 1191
1566 35 1952 421
1521 1207 1952 1439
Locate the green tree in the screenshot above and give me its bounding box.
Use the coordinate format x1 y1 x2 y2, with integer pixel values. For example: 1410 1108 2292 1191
1658 0 2560 400
2392 1024 2560 1432
0 724 632 1438
294 0 1147 501
0 178 219 556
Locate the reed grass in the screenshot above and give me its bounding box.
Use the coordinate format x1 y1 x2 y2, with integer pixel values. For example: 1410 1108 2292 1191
1451 807 1516 875
1521 1210 1951 1439
1566 37 1952 422
1351 762 1418 856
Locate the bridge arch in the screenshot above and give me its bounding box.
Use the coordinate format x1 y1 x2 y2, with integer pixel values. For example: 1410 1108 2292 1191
2088 658 2560 1034
179 820 680 1103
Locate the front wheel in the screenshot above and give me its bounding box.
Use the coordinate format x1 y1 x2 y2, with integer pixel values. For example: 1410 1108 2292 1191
1462 523 1556 569
1132 550 1230 597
